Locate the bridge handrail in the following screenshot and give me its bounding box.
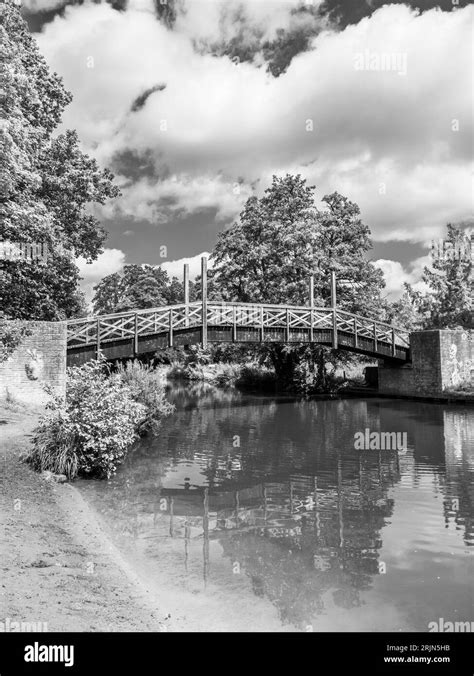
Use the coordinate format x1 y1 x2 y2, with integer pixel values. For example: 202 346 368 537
67 301 409 337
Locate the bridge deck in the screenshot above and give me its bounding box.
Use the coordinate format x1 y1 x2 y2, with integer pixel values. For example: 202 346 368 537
66 302 411 366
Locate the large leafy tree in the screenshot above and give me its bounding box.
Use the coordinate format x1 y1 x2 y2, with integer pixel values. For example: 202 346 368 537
209 175 386 391
419 224 472 328
0 0 119 320
210 175 384 312
92 265 196 315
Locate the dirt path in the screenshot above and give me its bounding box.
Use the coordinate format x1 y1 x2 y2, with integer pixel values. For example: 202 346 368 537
0 404 171 632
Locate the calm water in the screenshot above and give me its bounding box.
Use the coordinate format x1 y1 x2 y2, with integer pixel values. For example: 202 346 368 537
78 384 474 632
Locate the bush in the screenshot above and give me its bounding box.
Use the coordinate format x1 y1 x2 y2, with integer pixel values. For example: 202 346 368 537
0 318 32 362
112 360 174 435
235 365 277 391
26 357 173 480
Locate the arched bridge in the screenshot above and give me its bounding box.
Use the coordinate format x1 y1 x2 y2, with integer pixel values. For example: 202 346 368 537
67 259 410 366
66 301 411 367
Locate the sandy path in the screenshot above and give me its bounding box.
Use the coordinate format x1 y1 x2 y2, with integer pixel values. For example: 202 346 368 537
0 405 171 632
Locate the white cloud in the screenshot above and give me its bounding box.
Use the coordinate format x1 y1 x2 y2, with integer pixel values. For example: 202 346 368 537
77 247 126 303
161 251 212 280
36 2 473 243
175 0 325 49
374 255 430 299
104 174 253 223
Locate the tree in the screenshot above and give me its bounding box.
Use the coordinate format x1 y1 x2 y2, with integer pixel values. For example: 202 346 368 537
209 175 386 392
0 1 119 320
92 265 195 315
418 224 472 329
386 284 425 332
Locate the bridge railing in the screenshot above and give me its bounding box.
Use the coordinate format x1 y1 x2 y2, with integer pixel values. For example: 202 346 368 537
67 301 410 356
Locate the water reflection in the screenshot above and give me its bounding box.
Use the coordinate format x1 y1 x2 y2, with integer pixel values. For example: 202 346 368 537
78 385 474 631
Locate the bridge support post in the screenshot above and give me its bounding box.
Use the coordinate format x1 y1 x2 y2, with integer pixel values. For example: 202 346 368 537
330 271 338 349
232 306 237 342
183 263 189 328
96 317 101 359
391 328 396 357
134 313 138 356
169 308 174 348
309 275 314 343
201 256 208 349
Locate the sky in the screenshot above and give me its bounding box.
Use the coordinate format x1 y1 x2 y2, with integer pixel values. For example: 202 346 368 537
23 0 473 302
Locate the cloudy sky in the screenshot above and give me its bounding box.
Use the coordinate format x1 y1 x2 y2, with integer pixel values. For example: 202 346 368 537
23 0 473 300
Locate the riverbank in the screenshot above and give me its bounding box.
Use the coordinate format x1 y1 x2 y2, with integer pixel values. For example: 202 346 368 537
0 401 289 632
0 402 173 632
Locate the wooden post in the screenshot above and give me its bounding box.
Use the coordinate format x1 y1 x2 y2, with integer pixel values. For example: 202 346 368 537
134 313 138 355
391 328 396 357
309 275 314 307
169 308 173 348
201 256 207 348
260 305 264 343
331 270 338 349
183 263 189 328
286 307 290 342
96 317 101 359
353 316 358 349
373 321 378 353
232 305 237 342
330 270 337 309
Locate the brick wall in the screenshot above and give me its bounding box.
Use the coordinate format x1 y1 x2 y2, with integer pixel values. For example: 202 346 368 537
0 321 66 406
379 329 473 398
378 365 415 396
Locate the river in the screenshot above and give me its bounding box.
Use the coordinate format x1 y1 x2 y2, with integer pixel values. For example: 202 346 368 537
77 384 474 632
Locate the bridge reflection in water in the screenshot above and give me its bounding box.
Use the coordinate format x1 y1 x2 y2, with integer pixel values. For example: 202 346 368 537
77 387 474 631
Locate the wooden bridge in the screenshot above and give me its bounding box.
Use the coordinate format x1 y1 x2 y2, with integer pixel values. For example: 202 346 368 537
67 259 410 366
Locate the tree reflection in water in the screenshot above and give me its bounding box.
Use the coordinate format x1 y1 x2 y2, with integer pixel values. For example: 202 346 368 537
78 385 474 631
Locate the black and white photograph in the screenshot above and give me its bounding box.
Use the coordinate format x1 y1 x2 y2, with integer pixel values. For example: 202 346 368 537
0 0 472 670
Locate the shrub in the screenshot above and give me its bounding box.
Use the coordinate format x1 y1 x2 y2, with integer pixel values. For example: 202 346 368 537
235 365 277 392
0 318 32 362
112 360 174 435
27 358 147 480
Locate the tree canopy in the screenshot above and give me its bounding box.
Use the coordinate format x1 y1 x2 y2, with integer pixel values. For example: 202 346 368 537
209 174 385 316
0 0 119 320
92 264 196 315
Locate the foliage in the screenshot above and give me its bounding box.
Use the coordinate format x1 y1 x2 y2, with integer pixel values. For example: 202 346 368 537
26 357 173 480
209 175 384 311
235 365 277 392
0 1 119 320
92 264 198 314
386 284 426 332
418 224 472 329
111 360 174 435
209 174 386 392
0 317 31 362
